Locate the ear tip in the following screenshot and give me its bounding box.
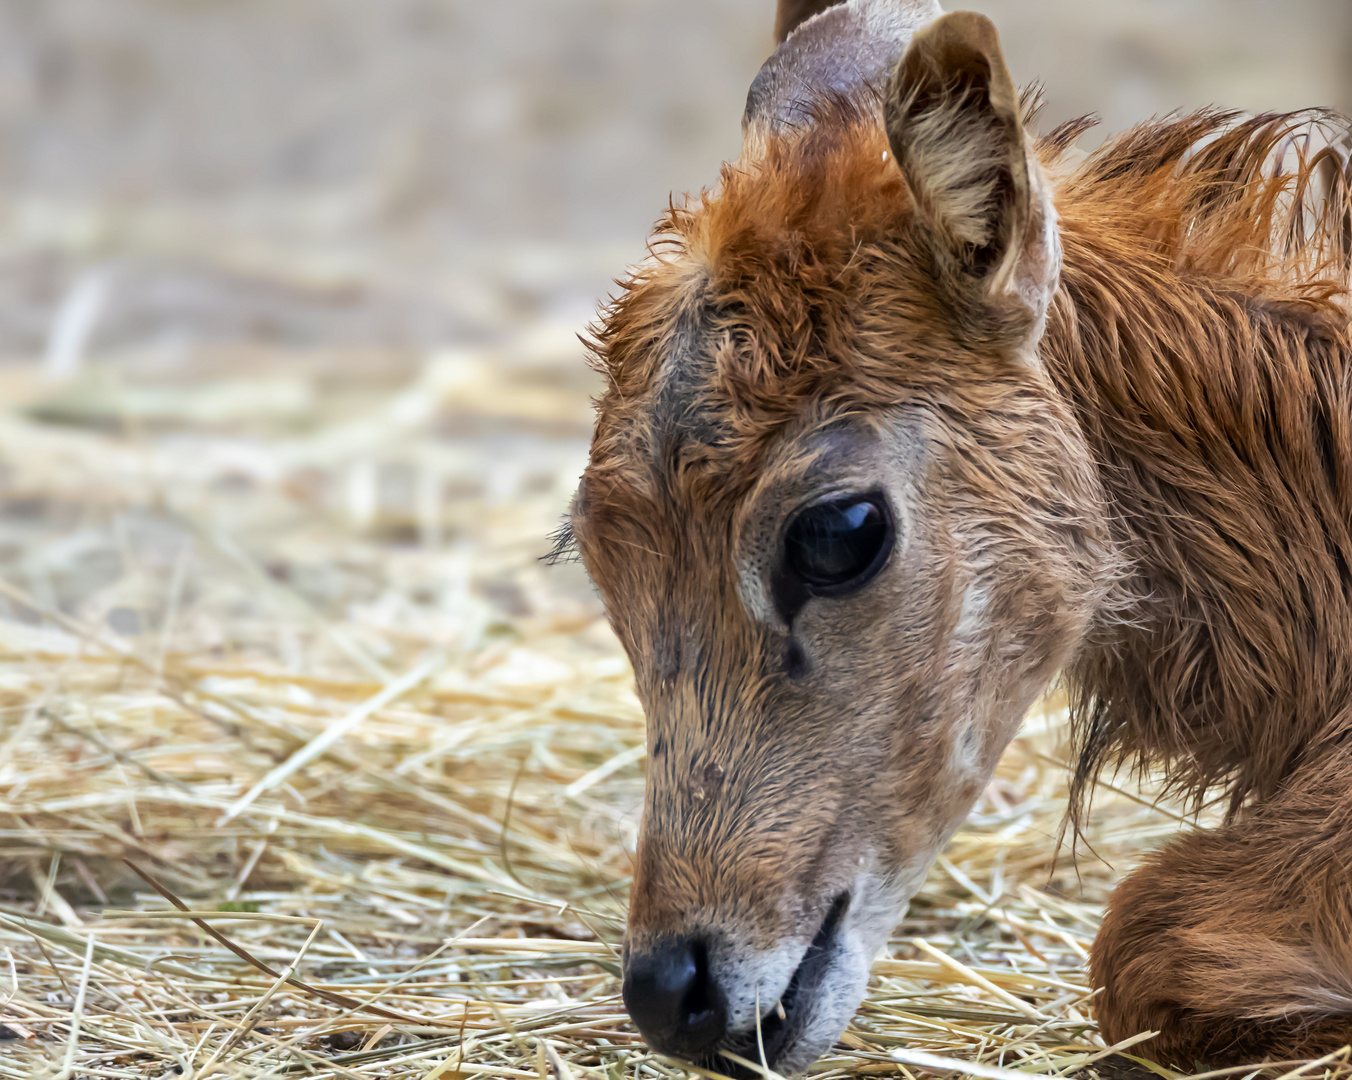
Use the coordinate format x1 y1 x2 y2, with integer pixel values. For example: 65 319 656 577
911 9 1004 60
897 9 1015 106
930 10 1000 37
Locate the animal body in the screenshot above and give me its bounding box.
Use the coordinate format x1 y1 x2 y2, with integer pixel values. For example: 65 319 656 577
565 0 1352 1070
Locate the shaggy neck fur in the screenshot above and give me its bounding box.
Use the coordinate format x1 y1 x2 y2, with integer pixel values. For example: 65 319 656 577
1041 113 1352 817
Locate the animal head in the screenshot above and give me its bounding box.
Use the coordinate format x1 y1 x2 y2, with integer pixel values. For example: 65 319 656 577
571 7 1112 1073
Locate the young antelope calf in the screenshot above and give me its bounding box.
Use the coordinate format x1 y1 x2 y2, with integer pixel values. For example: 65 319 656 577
563 0 1352 1070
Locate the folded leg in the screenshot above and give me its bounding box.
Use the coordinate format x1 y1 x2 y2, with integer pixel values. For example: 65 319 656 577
1092 757 1352 1066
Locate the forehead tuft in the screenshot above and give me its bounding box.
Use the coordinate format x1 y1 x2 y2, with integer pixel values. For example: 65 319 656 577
585 114 925 495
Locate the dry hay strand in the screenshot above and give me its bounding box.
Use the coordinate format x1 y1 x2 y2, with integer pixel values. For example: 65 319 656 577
0 342 1347 1080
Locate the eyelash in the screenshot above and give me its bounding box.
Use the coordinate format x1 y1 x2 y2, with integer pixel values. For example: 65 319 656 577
542 519 582 565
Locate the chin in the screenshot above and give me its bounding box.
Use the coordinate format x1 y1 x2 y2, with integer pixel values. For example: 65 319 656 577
714 873 910 1077
761 932 872 1076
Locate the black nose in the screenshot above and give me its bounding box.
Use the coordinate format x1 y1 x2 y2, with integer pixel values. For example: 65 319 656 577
623 938 726 1058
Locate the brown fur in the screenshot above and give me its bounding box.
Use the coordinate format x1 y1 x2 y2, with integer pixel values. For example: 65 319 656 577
574 9 1352 1070
1049 110 1352 1065
1051 113 1352 818
1092 754 1352 1063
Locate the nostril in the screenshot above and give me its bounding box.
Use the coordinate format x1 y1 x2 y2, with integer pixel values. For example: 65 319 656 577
623 937 727 1057
680 941 722 1040
623 942 695 1041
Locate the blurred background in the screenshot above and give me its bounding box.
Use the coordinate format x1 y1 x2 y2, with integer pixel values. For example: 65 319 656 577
0 0 1348 378
0 0 1346 616
0 3 1350 1075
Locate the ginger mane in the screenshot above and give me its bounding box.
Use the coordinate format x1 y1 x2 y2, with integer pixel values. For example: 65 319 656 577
1045 110 1352 817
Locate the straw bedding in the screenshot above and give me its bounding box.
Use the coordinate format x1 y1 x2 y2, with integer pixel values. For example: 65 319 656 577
0 336 1336 1080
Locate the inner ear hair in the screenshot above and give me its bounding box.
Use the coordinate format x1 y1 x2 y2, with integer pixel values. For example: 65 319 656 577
883 11 1031 286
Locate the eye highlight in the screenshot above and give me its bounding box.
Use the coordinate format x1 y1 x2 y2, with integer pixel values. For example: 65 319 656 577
783 493 894 596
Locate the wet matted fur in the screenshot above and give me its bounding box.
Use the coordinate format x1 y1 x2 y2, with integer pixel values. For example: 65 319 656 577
571 7 1352 1071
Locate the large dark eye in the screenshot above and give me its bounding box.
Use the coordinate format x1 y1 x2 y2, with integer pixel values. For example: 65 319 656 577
783 494 894 594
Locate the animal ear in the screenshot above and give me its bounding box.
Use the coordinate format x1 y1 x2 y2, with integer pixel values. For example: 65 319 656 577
884 11 1057 323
